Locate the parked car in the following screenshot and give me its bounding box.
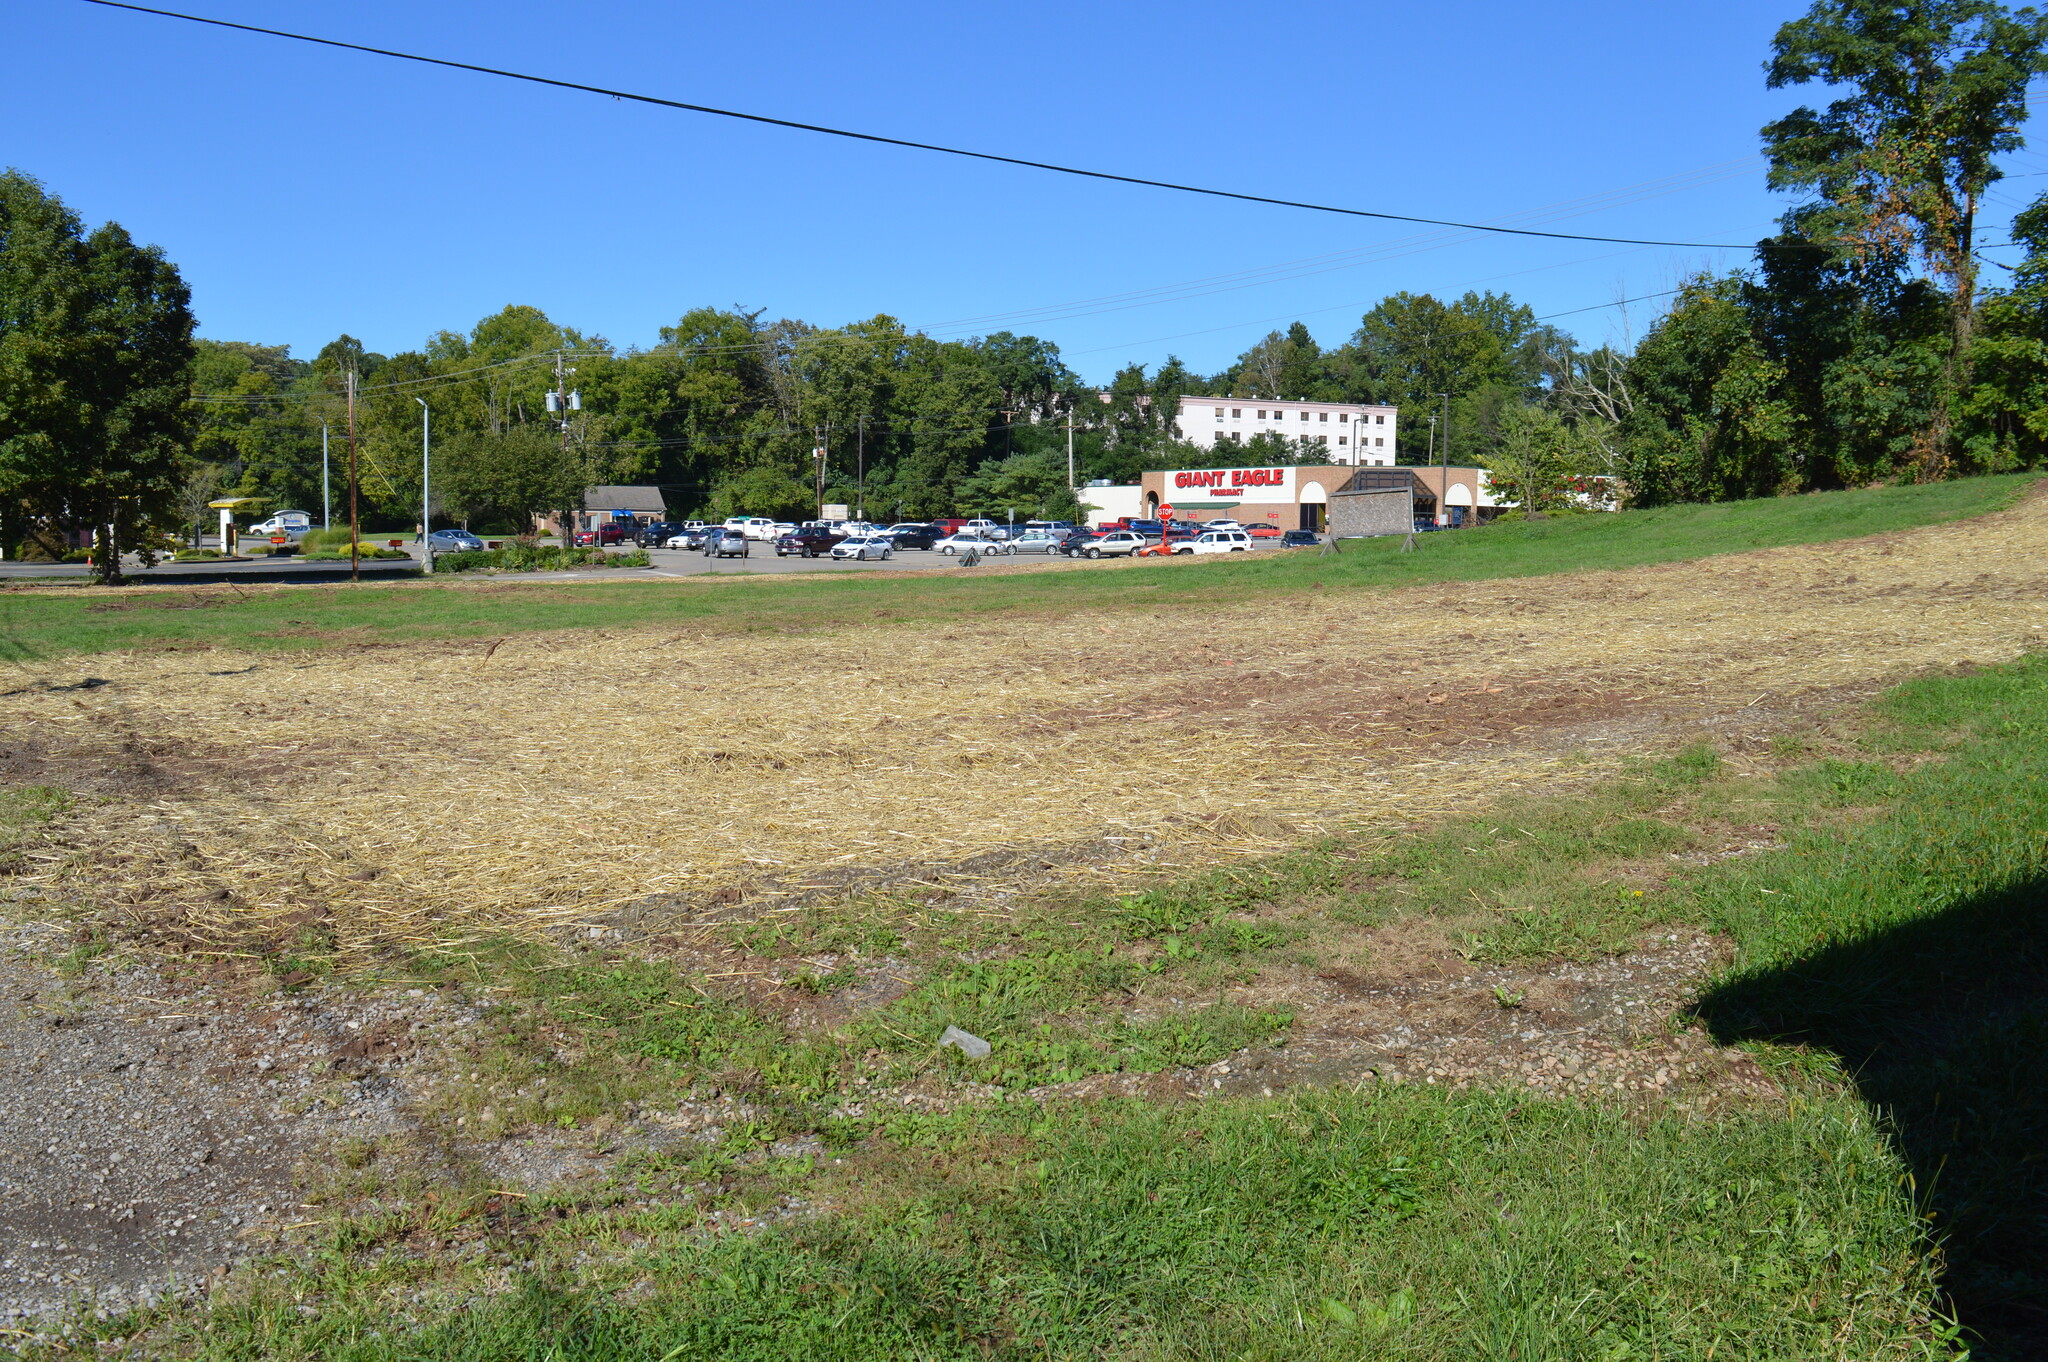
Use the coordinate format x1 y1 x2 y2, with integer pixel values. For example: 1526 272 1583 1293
776 526 844 557
724 516 778 541
772 522 797 538
928 518 967 536
706 527 750 558
427 528 486 552
830 534 895 561
1057 528 1102 556
962 518 1014 540
1007 529 1067 554
637 520 686 548
664 527 714 550
1280 530 1320 548
1200 519 1245 531
1245 523 1283 539
1023 520 1073 535
883 523 940 550
1124 519 1164 537
1176 529 1253 555
935 531 1012 556
1079 530 1149 558
1163 521 1199 540
575 523 634 546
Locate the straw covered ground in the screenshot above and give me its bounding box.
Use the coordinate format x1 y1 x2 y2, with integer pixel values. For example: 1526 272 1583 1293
8 488 2046 967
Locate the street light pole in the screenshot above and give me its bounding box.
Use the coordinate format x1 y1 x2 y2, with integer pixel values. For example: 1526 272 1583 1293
1434 391 1450 527
321 423 330 530
416 397 432 574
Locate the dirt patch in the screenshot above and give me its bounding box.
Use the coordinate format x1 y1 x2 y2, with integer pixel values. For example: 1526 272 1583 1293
1029 927 1775 1112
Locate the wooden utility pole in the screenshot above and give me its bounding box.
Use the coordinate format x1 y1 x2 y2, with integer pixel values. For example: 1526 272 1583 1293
347 366 360 582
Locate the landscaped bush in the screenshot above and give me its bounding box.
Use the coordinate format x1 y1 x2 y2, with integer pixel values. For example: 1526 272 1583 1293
435 545 649 573
172 547 223 562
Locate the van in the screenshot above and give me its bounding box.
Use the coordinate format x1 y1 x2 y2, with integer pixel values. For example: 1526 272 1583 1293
250 510 313 539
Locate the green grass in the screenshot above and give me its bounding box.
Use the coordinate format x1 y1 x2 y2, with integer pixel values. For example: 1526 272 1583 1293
18 533 2048 1356
153 1089 1936 1362
0 473 2031 661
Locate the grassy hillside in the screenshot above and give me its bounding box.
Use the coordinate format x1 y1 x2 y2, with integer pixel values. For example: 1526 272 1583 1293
0 473 2033 661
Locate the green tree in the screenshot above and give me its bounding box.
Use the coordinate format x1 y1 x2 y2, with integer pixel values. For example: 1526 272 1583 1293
1616 275 1798 504
435 428 587 532
1763 0 2048 469
0 170 193 580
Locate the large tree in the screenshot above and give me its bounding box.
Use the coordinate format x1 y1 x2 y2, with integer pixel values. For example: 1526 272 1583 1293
0 170 193 579
1763 0 2048 470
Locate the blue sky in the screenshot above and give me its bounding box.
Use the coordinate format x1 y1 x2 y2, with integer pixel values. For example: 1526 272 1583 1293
10 0 2043 383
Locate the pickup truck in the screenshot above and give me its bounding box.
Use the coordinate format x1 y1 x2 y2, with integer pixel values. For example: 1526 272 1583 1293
775 525 845 558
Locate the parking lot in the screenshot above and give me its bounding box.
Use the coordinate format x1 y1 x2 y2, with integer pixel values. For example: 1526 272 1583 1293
637 538 1288 576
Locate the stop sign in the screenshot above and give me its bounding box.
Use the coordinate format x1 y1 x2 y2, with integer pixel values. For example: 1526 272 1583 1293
1158 504 1175 520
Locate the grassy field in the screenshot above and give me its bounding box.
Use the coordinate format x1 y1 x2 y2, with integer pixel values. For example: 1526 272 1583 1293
7 475 2045 1357
29 651 2038 1360
0 472 2031 660
4 654 2034 1359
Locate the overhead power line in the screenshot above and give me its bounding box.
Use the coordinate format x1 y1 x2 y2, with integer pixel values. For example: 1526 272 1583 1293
81 0 1784 252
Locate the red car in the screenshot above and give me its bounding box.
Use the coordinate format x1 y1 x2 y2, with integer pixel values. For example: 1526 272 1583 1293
1245 523 1283 539
574 523 634 546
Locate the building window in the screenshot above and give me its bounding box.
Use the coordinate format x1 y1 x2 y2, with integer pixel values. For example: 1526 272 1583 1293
1319 412 1328 421
1339 412 1348 423
1300 411 1310 421
1375 437 1385 447
1337 435 1347 446
1256 410 1265 420
1213 407 1224 419
1231 408 1241 418
1375 414 1385 424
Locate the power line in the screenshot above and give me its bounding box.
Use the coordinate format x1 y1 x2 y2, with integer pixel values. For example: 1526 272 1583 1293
81 0 1787 252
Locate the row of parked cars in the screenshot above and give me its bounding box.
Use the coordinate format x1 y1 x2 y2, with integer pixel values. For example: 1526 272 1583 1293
581 515 1325 561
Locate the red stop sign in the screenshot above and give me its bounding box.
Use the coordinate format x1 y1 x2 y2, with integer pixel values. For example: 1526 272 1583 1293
1158 504 1175 520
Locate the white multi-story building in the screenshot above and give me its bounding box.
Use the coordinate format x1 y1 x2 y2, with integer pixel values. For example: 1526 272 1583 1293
1174 396 1397 465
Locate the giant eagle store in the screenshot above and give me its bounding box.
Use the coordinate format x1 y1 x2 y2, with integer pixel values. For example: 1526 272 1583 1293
1137 465 1347 532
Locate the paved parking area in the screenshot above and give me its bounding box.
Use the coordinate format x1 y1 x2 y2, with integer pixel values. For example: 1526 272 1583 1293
640 541 1284 577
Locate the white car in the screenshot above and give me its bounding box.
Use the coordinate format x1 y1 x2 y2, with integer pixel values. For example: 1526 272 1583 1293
830 534 895 561
771 522 797 538
1176 529 1253 555
725 516 778 541
962 518 1012 541
934 532 1012 556
1079 530 1149 558
1200 519 1244 532
1007 530 1066 554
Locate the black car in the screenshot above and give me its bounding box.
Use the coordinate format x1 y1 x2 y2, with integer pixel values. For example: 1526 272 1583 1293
1057 528 1101 556
1279 530 1320 548
638 521 686 548
883 523 940 550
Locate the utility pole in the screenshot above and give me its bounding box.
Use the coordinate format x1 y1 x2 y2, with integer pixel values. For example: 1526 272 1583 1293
547 350 581 540
416 397 432 575
321 423 331 530
813 425 829 520
856 415 865 522
1436 391 1451 527
347 367 360 582
1001 408 1019 460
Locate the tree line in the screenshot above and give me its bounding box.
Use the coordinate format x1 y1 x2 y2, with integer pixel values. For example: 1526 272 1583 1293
7 0 2048 580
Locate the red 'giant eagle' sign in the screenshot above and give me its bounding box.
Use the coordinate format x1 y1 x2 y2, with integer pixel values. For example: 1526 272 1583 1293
1172 468 1286 490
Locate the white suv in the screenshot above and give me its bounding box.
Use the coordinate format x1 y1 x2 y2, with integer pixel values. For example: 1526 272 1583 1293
1080 530 1149 558
1177 530 1252 555
725 516 779 541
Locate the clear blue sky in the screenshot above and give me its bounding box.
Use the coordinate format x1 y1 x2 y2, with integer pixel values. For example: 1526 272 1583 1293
10 0 2043 383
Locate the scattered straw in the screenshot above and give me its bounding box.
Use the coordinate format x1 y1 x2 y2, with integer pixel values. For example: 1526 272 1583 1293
8 490 2046 964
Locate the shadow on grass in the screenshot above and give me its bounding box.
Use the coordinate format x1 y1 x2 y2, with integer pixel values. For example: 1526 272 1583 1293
1696 878 2048 1361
